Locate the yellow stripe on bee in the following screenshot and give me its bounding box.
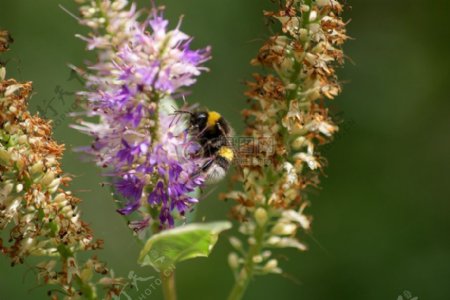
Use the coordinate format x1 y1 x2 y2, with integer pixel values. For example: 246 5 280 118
207 111 221 128
218 146 234 162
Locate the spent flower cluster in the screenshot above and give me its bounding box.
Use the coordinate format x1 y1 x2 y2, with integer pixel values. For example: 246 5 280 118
225 0 348 297
0 35 124 299
72 0 211 230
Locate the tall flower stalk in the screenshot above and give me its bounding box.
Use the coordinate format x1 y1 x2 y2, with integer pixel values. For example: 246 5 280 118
0 31 124 299
72 0 211 231
224 1 348 299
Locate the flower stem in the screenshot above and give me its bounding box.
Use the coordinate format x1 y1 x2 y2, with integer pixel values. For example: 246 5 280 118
227 263 252 300
227 223 266 300
161 270 177 300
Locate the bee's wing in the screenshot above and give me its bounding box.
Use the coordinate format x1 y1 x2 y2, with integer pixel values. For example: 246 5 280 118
189 156 214 181
200 157 214 172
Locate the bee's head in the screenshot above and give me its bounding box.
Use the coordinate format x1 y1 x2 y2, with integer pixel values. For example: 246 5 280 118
190 111 209 130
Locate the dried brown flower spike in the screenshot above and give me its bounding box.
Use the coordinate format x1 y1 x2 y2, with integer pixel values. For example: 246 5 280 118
226 1 349 299
0 32 124 299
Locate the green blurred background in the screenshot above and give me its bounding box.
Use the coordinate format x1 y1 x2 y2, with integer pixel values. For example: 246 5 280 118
1 0 450 299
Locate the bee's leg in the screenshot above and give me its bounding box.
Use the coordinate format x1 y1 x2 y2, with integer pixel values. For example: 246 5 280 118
201 138 223 155
216 123 233 146
195 125 209 139
198 185 219 201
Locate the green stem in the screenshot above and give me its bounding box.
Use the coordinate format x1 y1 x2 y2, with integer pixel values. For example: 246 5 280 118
286 0 312 102
161 270 177 300
227 223 266 300
57 245 97 300
227 263 251 300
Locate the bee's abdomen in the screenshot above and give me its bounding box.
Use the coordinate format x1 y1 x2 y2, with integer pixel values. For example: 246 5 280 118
216 155 231 170
203 157 230 184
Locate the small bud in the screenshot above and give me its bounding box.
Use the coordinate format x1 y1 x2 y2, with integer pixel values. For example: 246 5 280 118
15 184 23 193
254 207 268 226
5 84 22 97
282 210 311 231
45 155 57 166
252 255 263 263
271 237 308 251
316 0 330 7
40 171 55 186
85 20 99 29
71 213 80 223
271 222 297 235
48 178 61 193
292 136 307 150
15 157 25 172
266 236 281 245
293 152 320 170
309 23 321 34
18 135 28 144
0 149 11 165
30 161 44 174
60 205 73 215
300 5 310 13
2 182 14 197
111 0 127 11
228 252 240 269
262 251 272 259
53 193 67 204
229 237 242 250
0 67 5 80
299 28 308 41
239 222 255 235
262 259 282 274
309 10 318 22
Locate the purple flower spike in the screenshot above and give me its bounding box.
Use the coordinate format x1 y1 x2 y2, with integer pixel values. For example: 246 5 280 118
74 1 210 230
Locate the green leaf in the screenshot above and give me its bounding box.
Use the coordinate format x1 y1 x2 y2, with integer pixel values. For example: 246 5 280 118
138 221 232 271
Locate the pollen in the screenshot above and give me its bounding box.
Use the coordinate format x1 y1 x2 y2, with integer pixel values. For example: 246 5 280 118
218 146 234 161
207 111 221 128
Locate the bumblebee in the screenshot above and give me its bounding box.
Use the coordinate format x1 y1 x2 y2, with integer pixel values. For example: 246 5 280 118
177 110 235 184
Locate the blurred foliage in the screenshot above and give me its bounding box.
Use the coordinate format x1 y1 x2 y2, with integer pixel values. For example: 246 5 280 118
1 0 450 299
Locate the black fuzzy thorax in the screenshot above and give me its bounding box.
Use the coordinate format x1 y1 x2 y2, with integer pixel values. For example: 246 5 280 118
190 112 231 157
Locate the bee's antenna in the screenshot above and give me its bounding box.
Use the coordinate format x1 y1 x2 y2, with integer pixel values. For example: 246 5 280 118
199 185 219 201
196 123 209 138
169 109 192 128
172 110 193 116
169 113 180 128
58 4 81 22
